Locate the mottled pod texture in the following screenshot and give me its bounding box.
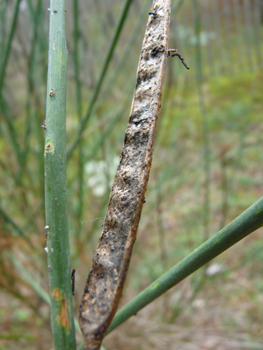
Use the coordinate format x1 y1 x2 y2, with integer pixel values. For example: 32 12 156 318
79 1 171 349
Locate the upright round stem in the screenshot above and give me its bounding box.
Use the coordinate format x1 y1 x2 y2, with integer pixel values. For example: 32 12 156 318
44 1 76 349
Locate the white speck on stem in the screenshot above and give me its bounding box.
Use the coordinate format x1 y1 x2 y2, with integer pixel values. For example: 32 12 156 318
44 225 49 229
44 247 49 253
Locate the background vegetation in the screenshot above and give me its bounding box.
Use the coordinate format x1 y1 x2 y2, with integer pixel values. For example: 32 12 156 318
1 0 263 349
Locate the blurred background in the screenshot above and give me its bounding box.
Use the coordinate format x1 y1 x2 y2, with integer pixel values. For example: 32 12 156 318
1 0 263 349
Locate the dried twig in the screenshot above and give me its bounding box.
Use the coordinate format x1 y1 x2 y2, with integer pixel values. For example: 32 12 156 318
79 1 171 349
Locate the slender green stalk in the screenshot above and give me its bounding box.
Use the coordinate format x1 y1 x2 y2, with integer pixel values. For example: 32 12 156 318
67 0 133 159
0 0 21 98
44 1 75 349
0 0 7 61
107 196 263 334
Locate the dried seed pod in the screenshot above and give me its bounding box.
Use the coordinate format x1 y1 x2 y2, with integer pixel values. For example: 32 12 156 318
79 1 172 349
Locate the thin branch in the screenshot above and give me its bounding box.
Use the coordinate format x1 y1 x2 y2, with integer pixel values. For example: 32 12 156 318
107 196 263 334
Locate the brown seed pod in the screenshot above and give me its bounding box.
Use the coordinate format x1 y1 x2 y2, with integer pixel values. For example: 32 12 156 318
79 1 172 349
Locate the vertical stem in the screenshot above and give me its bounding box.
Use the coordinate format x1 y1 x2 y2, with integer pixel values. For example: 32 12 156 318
0 0 7 61
44 1 76 349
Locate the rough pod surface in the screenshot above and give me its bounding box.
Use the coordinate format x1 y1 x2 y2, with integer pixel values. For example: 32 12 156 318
79 1 171 349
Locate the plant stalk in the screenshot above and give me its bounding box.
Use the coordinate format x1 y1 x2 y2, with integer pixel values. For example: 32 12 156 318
107 196 263 334
44 1 76 349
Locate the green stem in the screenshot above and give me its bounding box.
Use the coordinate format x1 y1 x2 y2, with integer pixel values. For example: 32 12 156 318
44 1 75 349
107 196 263 334
0 1 7 62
